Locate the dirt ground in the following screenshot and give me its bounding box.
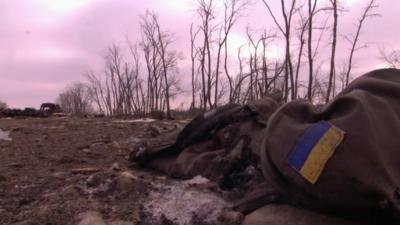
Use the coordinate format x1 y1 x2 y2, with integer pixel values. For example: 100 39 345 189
1 117 392 225
0 117 236 225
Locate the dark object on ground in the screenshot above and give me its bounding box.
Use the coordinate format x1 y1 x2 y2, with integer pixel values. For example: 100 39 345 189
0 106 60 118
94 113 105 118
149 110 165 120
0 108 23 117
130 98 279 202
0 103 63 118
53 112 68 117
40 102 62 117
0 107 40 118
22 108 40 117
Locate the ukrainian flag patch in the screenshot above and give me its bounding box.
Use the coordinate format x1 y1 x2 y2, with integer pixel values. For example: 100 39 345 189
288 121 344 184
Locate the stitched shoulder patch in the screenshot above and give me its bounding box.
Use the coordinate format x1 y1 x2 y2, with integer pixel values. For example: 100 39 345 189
288 121 345 184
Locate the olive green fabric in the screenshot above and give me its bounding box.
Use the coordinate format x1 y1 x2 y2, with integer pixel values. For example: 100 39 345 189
131 98 278 184
160 98 278 181
261 68 400 221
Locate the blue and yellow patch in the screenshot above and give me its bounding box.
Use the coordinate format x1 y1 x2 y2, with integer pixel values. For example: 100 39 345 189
288 121 345 184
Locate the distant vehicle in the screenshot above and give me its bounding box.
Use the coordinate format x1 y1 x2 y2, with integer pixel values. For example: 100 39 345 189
39 103 62 117
22 107 40 117
0 108 23 118
0 103 65 118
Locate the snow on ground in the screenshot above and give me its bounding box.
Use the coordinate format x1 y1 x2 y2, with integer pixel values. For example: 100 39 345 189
113 118 156 123
143 176 231 225
0 129 12 141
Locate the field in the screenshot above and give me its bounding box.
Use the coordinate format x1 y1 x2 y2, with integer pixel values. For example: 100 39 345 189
0 117 388 225
0 117 241 225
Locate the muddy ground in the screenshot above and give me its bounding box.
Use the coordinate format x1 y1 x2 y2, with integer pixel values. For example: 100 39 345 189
0 117 241 225
1 117 391 225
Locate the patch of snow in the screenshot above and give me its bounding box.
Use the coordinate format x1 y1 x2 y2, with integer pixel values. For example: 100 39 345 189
126 137 141 144
184 175 210 186
143 179 230 225
0 129 12 141
113 118 156 123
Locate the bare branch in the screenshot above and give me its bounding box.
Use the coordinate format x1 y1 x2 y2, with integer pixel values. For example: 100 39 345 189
345 0 379 86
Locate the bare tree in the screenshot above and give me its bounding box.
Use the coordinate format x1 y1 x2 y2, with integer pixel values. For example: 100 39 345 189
294 8 308 99
57 82 93 116
97 44 123 115
85 71 106 114
214 0 250 107
344 0 379 87
190 24 200 110
245 27 261 101
196 0 216 110
337 62 348 92
230 30 283 104
310 64 328 104
127 40 146 116
380 48 400 69
326 0 338 103
141 12 162 113
104 43 134 115
306 0 318 101
140 11 180 117
231 45 245 103
77 1 380 115
192 0 251 108
262 0 297 102
260 30 277 97
152 12 175 118
85 40 145 117
0 101 7 110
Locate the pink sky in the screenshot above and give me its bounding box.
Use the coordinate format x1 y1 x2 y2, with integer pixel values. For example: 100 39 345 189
0 0 398 108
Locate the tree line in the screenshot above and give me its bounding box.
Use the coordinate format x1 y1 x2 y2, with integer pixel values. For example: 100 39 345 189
58 0 382 117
